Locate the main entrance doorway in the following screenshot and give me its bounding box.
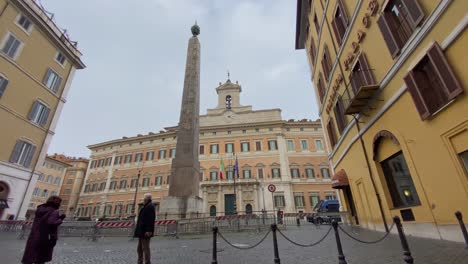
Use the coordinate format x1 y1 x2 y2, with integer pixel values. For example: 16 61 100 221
224 194 236 215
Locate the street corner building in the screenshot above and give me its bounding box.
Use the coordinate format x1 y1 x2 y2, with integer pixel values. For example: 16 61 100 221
76 78 336 219
295 0 467 242
0 0 85 220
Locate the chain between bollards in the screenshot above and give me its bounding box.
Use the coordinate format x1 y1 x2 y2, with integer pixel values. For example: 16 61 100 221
271 224 281 264
331 220 347 264
454 211 468 249
212 227 218 264
393 216 414 263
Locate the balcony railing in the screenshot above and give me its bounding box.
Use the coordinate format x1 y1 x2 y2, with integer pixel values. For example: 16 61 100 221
342 69 379 115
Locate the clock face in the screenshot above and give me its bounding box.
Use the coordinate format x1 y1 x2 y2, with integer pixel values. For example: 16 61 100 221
223 111 236 123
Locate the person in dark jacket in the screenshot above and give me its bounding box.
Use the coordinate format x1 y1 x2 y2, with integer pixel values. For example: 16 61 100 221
134 193 156 264
22 195 66 264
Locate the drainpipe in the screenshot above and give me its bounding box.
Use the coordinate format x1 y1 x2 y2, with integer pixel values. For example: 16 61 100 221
317 0 389 231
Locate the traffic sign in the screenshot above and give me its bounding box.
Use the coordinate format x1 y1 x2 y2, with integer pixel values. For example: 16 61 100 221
267 184 276 193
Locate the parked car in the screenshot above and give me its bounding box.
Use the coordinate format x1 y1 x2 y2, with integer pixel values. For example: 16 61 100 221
307 200 341 224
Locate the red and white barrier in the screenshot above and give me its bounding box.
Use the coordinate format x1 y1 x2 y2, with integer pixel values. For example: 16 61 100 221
155 220 177 225
96 221 133 227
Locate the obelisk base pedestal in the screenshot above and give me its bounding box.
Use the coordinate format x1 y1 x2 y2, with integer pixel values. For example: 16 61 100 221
160 196 203 220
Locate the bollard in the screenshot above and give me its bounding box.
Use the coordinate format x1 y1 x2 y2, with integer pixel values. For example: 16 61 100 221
212 227 218 264
331 221 347 264
271 224 281 264
296 218 300 227
393 216 414 263
454 211 468 248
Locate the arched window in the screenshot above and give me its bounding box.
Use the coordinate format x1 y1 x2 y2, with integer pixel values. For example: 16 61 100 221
225 95 232 109
209 205 217 216
245 204 253 214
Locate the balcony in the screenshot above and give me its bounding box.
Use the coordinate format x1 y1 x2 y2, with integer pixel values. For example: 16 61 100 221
342 69 379 115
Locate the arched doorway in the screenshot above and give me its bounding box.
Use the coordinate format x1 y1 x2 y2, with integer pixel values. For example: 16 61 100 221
0 182 10 220
209 205 217 217
245 204 252 214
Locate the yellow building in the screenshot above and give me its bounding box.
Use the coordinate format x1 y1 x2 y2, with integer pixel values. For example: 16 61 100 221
26 155 70 219
295 0 467 242
76 78 335 219
0 0 85 220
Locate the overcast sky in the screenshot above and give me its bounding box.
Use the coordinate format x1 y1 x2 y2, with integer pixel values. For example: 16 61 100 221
43 0 319 158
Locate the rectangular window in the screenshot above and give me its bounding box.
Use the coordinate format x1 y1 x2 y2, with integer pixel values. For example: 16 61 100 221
99 182 106 191
42 69 62 93
142 178 150 187
309 37 316 64
301 140 309 150
309 193 320 208
325 192 337 200
331 0 349 45
334 96 347 134
294 193 305 207
243 169 251 179
125 154 132 163
56 52 66 65
255 141 262 151
321 45 333 81
350 53 377 94
17 14 33 32
9 140 36 168
227 170 234 180
313 13 320 33
54 177 61 185
327 119 338 148
158 149 166 159
287 140 294 151
241 142 250 152
109 181 116 190
321 168 330 178
145 151 154 161
290 168 300 178
135 153 143 162
257 168 264 179
274 195 285 207
315 139 323 151
225 143 234 153
317 73 326 104
378 0 424 58
306 168 315 178
459 151 468 174
210 144 219 154
272 168 281 178
130 179 138 188
381 151 421 208
210 171 217 181
63 188 71 194
170 148 176 158
404 43 463 120
105 157 112 166
90 160 96 168
1 33 22 59
120 180 127 189
199 145 205 155
268 140 278 151
33 187 39 196
66 179 73 184
28 101 50 127
155 176 162 186
114 156 122 165
0 75 9 98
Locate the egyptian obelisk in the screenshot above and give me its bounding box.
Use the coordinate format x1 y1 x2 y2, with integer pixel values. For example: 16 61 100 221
160 23 203 219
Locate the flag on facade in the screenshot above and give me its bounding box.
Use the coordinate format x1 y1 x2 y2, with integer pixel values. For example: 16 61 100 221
219 158 225 180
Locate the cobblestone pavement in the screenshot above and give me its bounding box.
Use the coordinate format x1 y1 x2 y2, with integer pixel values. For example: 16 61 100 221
1 224 467 264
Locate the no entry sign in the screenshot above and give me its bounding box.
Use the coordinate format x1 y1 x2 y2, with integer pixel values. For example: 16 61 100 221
267 184 276 193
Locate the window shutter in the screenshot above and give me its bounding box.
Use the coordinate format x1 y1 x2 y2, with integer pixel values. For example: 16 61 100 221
0 78 8 97
331 19 342 45
24 145 36 168
426 43 463 101
39 106 50 127
358 53 375 85
28 101 40 121
403 71 430 120
334 100 345 133
53 76 62 93
377 12 401 58
317 74 324 102
321 57 329 81
310 38 316 63
9 140 23 163
401 0 424 29
327 119 338 147
337 0 349 26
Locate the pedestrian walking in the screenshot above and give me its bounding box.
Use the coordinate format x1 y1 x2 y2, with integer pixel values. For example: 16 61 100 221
134 193 156 264
22 195 66 264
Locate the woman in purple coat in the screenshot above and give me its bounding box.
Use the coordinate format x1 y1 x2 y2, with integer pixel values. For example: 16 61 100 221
22 196 66 264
